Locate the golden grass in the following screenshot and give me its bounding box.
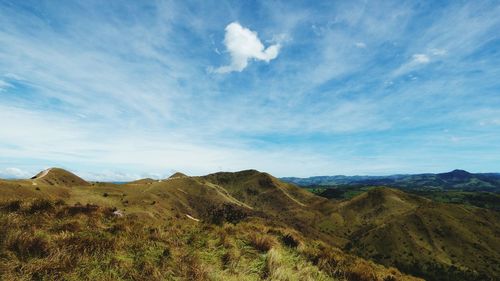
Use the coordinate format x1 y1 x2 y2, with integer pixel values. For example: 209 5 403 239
0 198 421 281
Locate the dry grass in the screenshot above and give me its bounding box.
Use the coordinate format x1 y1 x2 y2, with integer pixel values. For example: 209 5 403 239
247 233 278 252
0 197 420 281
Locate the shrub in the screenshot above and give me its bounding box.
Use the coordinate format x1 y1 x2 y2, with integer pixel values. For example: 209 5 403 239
0 200 22 212
8 232 51 259
281 233 300 248
28 199 55 214
202 203 249 225
62 203 99 216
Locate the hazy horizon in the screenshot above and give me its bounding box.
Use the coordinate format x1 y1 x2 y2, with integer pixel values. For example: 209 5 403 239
1 166 499 182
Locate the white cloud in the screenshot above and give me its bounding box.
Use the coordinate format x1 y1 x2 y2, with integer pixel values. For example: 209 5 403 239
0 167 32 178
214 22 280 73
430 48 447 56
0 79 12 91
355 42 366 48
412 53 430 64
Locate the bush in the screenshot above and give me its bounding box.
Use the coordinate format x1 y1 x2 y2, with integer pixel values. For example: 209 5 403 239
0 200 22 212
62 203 99 216
28 199 55 214
281 233 300 248
202 203 249 225
8 232 51 259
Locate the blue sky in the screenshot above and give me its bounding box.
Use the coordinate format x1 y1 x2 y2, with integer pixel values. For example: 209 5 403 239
0 0 499 180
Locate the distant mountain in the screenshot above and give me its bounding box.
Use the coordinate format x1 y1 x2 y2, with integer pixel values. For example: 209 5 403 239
281 169 500 192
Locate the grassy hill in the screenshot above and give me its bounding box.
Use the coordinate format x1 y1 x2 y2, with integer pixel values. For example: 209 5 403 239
330 188 500 281
31 168 90 187
1 168 499 280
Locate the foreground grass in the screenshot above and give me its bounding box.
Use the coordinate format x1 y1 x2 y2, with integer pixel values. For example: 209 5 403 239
0 198 416 281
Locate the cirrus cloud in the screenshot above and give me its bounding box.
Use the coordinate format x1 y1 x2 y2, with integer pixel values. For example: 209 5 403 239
412 54 430 64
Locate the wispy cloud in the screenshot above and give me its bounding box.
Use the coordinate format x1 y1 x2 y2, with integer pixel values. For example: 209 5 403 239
0 79 12 91
0 1 499 178
412 54 430 64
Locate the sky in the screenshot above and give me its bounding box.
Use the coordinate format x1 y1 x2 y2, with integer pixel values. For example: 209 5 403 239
0 0 499 180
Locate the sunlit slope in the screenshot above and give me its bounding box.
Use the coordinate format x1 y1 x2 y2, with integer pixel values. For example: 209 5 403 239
199 170 344 243
333 188 500 280
200 170 324 209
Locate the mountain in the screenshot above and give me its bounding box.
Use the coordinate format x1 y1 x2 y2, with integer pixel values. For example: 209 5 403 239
281 169 500 192
31 167 90 187
1 168 499 280
168 172 188 179
128 178 158 184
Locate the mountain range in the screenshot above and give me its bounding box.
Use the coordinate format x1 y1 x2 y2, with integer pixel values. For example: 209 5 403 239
281 169 500 192
1 168 499 280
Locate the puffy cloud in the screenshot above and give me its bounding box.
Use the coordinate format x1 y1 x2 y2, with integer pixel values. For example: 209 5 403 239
215 22 280 73
412 54 430 64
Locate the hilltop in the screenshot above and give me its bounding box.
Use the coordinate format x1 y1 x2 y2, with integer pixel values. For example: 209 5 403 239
31 168 90 187
1 168 499 280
